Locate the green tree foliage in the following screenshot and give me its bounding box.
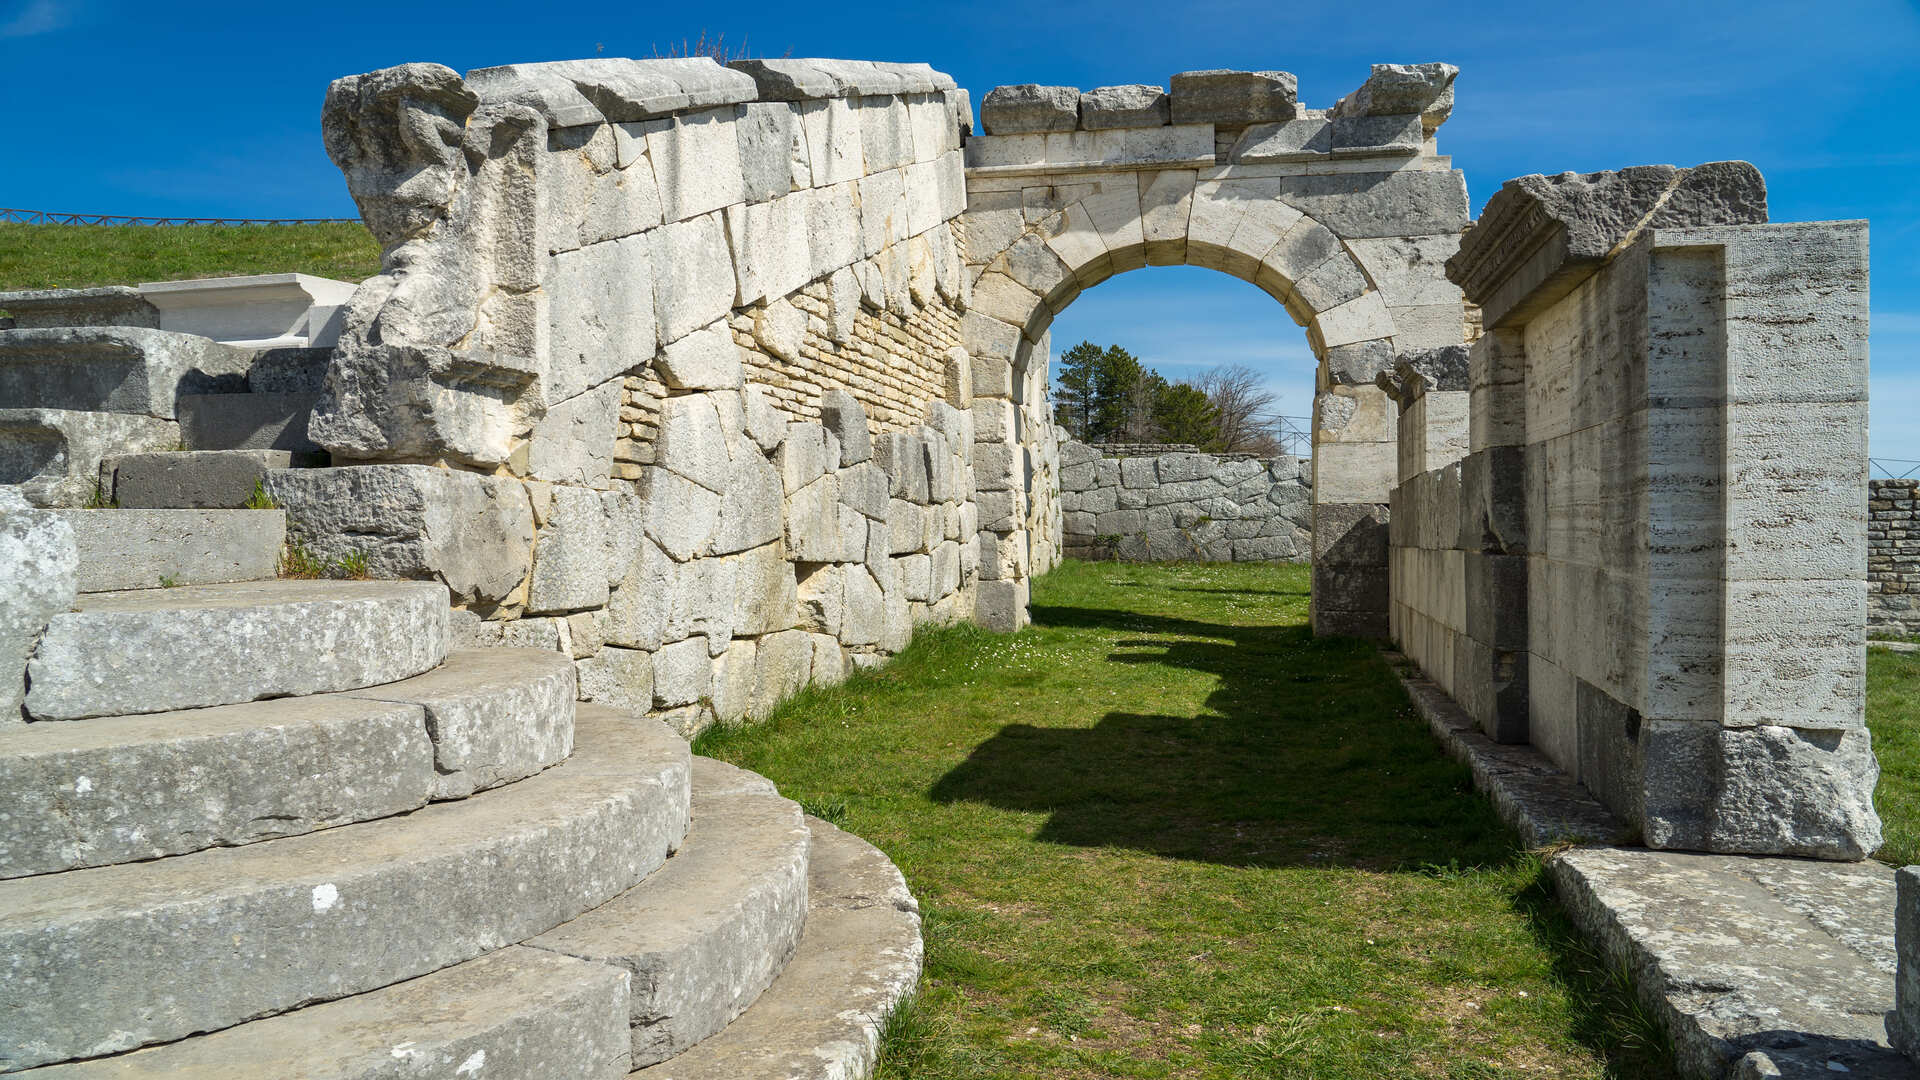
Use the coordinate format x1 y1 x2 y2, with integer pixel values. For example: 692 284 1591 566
1054 339 1227 447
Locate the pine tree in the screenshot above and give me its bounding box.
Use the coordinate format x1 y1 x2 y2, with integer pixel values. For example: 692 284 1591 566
1154 382 1220 447
1053 340 1105 440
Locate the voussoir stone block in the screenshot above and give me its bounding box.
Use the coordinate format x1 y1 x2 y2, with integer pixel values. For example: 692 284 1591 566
981 84 1079 134
25 579 451 721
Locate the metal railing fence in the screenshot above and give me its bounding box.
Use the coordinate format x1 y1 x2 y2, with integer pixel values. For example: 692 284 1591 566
1 208 358 226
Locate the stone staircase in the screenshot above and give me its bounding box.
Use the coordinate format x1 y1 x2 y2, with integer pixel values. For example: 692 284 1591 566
0 507 922 1077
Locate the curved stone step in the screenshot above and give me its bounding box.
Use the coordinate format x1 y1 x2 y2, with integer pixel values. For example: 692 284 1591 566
631 816 922 1080
13 946 636 1080
341 647 577 800
23 579 451 720
0 648 577 879
526 755 812 1067
0 711 690 1072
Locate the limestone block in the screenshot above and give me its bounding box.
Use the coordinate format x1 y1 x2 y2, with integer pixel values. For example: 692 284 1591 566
576 645 656 712
656 554 735 653
798 562 846 637
733 540 798 635
0 327 253 421
1085 125 1214 170
981 84 1078 134
715 452 785 555
1228 119 1332 162
1169 69 1297 126
1080 85 1169 129
778 422 835 495
656 393 730 493
1329 113 1423 155
644 107 747 223
742 386 787 452
653 636 713 708
57 508 284 594
839 461 890 521
725 194 814 307
641 467 721 560
750 296 808 364
975 577 1028 632
907 95 952 162
841 565 883 645
965 274 1035 333
1315 291 1395 351
857 168 909 259
971 353 1016 400
752 628 813 717
528 380 620 487
649 212 737 346
932 541 962 600
1294 255 1371 313
527 486 614 614
942 348 974 409
310 345 541 470
267 465 534 605
857 95 914 173
819 390 873 466
658 320 745 391
799 98 863 187
1139 169 1197 265
805 183 863 282
1332 62 1457 136
0 491 76 722
736 101 799 202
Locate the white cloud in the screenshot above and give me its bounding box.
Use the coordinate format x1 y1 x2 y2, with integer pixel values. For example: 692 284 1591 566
0 0 73 39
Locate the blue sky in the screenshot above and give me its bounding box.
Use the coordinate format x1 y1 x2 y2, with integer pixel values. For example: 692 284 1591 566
3 0 1914 463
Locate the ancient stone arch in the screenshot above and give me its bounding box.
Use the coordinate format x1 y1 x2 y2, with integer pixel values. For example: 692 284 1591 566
956 67 1471 636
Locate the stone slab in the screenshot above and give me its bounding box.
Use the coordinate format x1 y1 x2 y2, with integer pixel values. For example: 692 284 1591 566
25 579 451 721
1169 69 1298 126
11 939 633 1080
344 647 576 800
177 391 322 452
104 450 309 509
0 710 688 1072
0 328 254 420
1393 654 1911 1080
0 490 77 722
54 509 284 592
630 815 921 1079
527 759 810 1066
0 695 433 879
980 84 1078 134
0 407 181 508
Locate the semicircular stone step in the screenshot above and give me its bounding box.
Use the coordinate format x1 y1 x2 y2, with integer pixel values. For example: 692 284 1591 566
15 756 811 1080
631 816 923 1080
24 579 451 720
0 711 690 1073
526 755 813 1068
12 946 636 1080
0 648 577 879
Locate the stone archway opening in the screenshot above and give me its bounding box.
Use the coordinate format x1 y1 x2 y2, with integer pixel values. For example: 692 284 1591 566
955 65 1471 636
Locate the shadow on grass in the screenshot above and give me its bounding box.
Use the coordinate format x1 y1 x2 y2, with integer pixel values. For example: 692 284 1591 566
930 601 1515 871
927 596 1681 1077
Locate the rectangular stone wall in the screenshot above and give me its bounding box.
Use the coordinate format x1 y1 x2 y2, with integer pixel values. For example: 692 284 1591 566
1057 441 1311 562
1396 162 1880 859
1873 478 1920 636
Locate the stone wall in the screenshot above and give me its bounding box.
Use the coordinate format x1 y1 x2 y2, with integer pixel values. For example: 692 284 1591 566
1872 479 1920 637
1392 162 1880 861
263 57 987 737
1057 440 1311 561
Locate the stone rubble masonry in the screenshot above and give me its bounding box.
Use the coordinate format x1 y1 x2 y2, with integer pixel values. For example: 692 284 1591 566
1391 160 1878 861
1058 441 1312 563
1871 479 1920 637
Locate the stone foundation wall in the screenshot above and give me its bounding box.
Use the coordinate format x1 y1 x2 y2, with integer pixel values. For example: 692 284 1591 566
265 57 992 737
1057 440 1311 561
1872 479 1920 636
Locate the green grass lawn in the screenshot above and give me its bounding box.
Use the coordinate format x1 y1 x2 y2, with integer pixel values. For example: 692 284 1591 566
0 222 381 292
1871 647 1920 866
696 561 1677 1079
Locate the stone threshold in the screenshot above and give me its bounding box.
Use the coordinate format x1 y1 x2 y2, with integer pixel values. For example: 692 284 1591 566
1386 653 1912 1080
1871 641 1919 654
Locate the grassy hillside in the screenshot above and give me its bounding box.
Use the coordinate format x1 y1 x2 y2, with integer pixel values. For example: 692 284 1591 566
0 222 382 291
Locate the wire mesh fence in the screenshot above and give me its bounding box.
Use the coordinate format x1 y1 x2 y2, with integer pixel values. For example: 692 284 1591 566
1 208 358 226
1872 458 1920 480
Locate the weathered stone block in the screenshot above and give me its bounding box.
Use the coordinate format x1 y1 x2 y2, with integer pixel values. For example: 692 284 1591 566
56 508 285 593
1169 69 1297 126
1079 85 1169 129
981 84 1078 134
0 490 76 722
